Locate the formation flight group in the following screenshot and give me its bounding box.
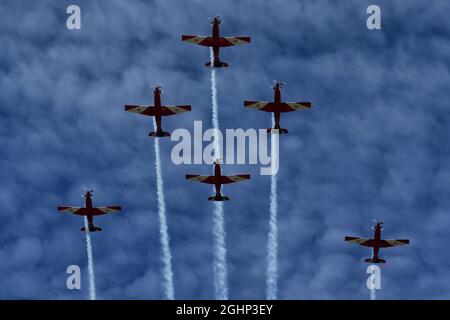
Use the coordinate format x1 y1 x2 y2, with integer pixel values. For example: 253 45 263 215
57 16 409 284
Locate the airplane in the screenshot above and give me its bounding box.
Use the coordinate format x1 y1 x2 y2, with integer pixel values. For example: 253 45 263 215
181 16 251 68
57 190 121 232
125 86 191 137
344 221 410 263
244 81 311 134
185 160 250 201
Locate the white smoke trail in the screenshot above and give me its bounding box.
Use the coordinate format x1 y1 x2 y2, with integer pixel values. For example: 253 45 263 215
153 119 175 300
83 216 96 300
212 202 228 300
369 253 377 300
266 118 279 300
210 48 228 300
370 287 376 300
210 69 220 136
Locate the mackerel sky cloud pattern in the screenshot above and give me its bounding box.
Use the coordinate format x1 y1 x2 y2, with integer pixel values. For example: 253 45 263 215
1 0 450 299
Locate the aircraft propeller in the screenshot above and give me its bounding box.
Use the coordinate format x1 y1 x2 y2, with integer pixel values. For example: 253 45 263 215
371 219 384 229
209 15 221 24
151 85 163 93
82 188 94 197
272 80 285 88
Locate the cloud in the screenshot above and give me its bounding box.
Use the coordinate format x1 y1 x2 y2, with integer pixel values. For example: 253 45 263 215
0 0 449 299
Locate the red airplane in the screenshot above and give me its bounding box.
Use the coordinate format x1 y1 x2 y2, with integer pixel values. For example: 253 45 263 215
345 221 410 263
57 190 121 232
244 81 311 134
185 160 250 201
181 16 251 68
125 86 191 137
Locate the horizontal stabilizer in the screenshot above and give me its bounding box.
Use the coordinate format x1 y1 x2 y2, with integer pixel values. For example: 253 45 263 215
81 226 102 232
365 258 386 264
205 61 228 68
208 195 230 201
268 128 288 134
149 131 171 137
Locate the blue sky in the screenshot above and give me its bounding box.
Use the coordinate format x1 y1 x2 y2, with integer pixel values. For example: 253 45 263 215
1 0 450 299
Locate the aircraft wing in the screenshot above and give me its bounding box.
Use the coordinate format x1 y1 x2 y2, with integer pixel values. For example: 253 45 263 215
220 174 251 184
379 239 410 248
181 36 251 47
344 236 374 247
219 37 251 47
57 206 87 216
181 35 214 46
285 102 312 111
160 105 192 116
185 175 216 184
244 101 311 113
125 105 191 116
125 105 156 116
244 101 272 111
91 206 122 216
